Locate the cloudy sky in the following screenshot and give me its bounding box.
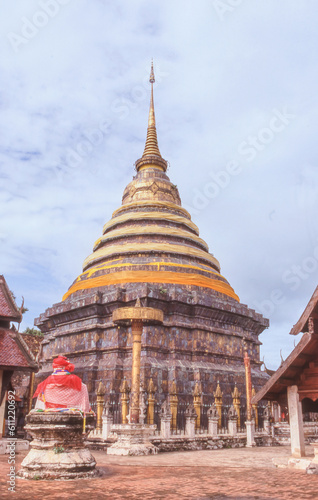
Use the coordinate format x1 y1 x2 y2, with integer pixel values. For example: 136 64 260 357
1 0 318 369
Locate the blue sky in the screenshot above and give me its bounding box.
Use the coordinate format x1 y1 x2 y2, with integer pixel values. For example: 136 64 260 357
1 0 318 369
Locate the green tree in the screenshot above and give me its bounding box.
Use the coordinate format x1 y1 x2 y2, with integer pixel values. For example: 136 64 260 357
22 327 43 337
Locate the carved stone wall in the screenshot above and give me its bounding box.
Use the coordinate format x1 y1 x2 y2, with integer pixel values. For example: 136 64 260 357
36 282 269 405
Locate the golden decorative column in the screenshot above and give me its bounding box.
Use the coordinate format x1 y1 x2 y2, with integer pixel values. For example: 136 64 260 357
130 318 143 423
96 381 106 432
120 378 130 424
113 299 163 424
169 381 178 430
244 349 252 421
251 387 258 427
231 383 241 428
213 381 223 428
193 382 202 429
147 378 156 425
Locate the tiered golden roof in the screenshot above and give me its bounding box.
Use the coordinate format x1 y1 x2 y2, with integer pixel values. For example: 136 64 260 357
63 63 239 303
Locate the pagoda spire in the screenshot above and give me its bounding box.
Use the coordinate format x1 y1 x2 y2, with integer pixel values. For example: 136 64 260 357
135 60 167 172
142 60 161 157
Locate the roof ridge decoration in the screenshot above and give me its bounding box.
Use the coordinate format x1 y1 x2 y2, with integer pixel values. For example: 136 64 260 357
0 275 23 323
135 61 168 172
289 284 318 336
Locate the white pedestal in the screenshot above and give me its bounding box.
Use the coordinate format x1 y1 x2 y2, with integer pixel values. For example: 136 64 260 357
161 418 171 439
185 417 196 438
107 424 157 456
228 419 237 436
208 418 218 436
246 420 256 447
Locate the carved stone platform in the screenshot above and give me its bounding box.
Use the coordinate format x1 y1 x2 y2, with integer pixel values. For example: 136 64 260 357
107 423 157 456
18 410 97 480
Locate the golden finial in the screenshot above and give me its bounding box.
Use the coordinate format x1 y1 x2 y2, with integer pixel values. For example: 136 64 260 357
214 381 223 399
120 377 130 394
147 378 156 394
193 381 202 397
149 59 155 84
135 60 167 172
97 381 106 396
169 380 177 395
232 383 240 400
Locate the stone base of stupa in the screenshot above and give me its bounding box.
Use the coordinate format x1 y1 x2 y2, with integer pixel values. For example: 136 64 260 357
17 410 97 480
107 423 158 456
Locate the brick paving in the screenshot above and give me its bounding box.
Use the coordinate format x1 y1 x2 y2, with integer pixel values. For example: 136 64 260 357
1 446 318 500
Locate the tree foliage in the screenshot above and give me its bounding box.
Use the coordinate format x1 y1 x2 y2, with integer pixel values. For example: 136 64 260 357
22 327 43 337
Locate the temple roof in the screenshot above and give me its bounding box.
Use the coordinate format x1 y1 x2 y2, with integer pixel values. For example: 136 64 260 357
62 63 239 305
0 275 22 323
289 285 318 336
252 332 318 404
253 285 318 404
0 327 38 371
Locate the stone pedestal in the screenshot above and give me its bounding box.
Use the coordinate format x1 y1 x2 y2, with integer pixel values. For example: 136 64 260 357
185 405 197 438
227 406 238 436
306 444 318 474
207 404 219 436
185 417 196 437
263 418 270 434
160 399 172 439
102 415 113 440
246 420 256 447
102 402 113 440
18 410 97 480
208 417 218 436
0 439 29 455
310 443 318 464
107 424 157 456
228 418 238 436
160 417 171 439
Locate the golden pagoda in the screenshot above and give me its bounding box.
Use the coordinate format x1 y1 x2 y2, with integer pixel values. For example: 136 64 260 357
35 63 269 406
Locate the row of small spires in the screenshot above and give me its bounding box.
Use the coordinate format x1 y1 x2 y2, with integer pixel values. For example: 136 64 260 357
96 379 257 401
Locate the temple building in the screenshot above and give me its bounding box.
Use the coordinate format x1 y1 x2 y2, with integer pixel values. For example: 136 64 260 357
253 285 318 459
35 64 269 407
0 275 37 439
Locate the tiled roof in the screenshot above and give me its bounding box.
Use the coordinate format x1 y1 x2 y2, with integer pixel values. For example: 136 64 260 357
0 328 37 371
252 332 318 404
0 275 22 322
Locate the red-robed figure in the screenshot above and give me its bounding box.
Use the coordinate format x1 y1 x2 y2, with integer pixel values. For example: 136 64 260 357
33 356 90 412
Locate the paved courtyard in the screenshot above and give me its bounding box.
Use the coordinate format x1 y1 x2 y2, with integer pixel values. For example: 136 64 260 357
1 445 318 500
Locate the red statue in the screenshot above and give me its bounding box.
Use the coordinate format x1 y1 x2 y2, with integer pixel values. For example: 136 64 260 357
33 356 90 412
